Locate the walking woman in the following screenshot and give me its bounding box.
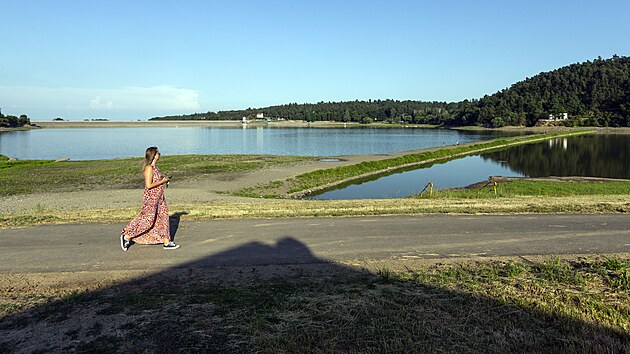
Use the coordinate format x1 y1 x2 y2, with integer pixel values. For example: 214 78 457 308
120 146 180 251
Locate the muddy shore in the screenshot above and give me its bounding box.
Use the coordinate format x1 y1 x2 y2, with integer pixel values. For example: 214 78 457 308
0 151 395 214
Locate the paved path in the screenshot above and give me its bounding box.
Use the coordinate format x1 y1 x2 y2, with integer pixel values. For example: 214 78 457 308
1 214 629 274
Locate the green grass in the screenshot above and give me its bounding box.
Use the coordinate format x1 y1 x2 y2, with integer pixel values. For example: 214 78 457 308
234 180 286 198
427 179 630 199
1 256 628 352
0 154 315 197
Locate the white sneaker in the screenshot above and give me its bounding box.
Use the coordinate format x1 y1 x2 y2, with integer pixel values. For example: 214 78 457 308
120 234 131 252
163 242 180 250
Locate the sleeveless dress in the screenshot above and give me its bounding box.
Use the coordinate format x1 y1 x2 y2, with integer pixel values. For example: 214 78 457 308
122 165 170 244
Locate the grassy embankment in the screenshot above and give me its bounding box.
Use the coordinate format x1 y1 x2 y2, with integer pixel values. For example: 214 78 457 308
236 130 595 198
2 129 630 228
1 256 628 352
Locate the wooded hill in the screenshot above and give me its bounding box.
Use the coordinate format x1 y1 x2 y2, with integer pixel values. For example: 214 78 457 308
151 56 630 127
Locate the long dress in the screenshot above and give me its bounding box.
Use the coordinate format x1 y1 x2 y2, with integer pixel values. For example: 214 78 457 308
122 165 170 244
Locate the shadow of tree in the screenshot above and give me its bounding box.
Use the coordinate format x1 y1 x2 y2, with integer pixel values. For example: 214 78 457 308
0 235 628 353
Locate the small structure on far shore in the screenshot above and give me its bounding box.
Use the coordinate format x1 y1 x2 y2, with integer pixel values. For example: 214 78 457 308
547 113 568 121
255 113 271 122
537 112 569 126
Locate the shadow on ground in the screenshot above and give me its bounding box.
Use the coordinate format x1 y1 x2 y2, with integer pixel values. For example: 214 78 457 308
169 211 189 240
1 231 628 353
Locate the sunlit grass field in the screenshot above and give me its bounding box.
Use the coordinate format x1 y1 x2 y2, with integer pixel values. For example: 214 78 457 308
428 179 630 198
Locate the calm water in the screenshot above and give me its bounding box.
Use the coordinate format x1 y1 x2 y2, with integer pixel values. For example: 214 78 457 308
482 134 630 179
311 155 525 199
312 134 630 199
4 127 626 200
0 127 504 160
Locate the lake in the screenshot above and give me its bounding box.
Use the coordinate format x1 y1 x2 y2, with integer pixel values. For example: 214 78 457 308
3 127 627 200
311 134 630 199
0 126 508 160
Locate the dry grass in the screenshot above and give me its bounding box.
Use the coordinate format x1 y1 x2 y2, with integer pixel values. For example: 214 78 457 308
1 256 628 352
2 194 629 228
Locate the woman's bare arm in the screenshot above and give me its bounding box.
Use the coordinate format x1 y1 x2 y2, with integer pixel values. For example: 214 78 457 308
144 166 169 189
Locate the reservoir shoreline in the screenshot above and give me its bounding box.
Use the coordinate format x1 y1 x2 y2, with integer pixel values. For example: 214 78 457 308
26 119 630 134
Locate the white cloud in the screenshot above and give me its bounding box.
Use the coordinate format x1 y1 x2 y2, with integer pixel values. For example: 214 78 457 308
0 85 201 119
120 86 200 110
89 96 114 109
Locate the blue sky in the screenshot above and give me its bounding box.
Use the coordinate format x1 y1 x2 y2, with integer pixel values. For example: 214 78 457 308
1 0 629 120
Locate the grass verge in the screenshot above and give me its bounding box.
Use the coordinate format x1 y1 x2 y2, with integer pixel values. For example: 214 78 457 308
2 194 629 228
427 178 630 198
1 256 628 352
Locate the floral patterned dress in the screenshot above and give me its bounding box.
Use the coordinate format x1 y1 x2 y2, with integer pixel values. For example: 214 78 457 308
122 165 170 244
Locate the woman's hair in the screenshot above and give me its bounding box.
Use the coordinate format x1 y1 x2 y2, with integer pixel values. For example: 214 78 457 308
143 146 159 169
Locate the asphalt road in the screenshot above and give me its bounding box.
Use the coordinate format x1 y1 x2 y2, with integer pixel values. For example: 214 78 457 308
1 214 629 274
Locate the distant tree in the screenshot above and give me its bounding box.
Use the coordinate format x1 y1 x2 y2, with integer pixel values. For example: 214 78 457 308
342 109 351 122
18 114 30 126
306 111 316 122
360 117 373 124
5 115 18 127
490 117 507 128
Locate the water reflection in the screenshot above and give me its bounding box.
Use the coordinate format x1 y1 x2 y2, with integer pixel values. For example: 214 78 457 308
482 134 630 179
0 127 508 160
311 156 525 200
256 126 264 151
548 138 569 150
312 134 630 200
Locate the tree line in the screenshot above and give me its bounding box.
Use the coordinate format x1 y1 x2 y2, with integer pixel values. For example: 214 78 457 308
467 55 630 127
152 100 464 125
150 55 630 127
0 110 31 128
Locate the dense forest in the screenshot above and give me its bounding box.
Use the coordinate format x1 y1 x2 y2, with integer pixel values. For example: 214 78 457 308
151 56 630 127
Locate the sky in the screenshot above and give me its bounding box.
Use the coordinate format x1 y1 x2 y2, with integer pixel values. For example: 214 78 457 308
1 0 629 121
